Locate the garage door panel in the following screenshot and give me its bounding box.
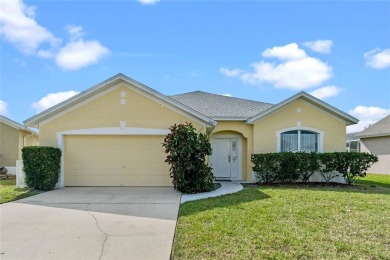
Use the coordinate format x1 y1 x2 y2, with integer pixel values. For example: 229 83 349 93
65 135 171 186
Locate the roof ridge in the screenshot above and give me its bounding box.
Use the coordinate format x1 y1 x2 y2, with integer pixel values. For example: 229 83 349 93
171 90 274 105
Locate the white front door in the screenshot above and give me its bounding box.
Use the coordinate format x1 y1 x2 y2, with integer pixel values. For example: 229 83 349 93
211 138 240 179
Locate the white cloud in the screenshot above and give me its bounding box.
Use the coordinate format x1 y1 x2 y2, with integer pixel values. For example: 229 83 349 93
55 26 109 70
347 106 390 133
219 67 244 77
0 1 109 70
309 86 341 99
0 0 59 54
137 0 160 4
0 100 8 115
364 48 390 69
32 91 80 113
240 57 332 90
66 25 84 40
303 40 333 54
262 43 307 60
221 43 332 90
221 94 232 97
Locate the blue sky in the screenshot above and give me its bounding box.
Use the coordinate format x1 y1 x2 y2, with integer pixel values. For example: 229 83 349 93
1 0 389 133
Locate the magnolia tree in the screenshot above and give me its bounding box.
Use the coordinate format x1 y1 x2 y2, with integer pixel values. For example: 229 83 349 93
163 123 214 193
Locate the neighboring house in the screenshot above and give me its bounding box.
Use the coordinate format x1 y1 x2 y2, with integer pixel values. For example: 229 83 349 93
355 115 390 174
346 132 360 152
0 116 39 173
24 73 358 187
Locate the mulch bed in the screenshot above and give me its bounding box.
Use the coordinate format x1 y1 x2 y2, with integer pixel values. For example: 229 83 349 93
0 174 16 180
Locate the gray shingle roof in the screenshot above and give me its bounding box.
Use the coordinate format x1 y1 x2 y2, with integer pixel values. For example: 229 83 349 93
170 91 273 119
355 114 390 138
346 132 360 141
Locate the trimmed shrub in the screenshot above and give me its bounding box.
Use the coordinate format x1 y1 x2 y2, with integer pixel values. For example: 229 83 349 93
333 152 378 184
22 146 62 190
277 152 301 183
163 123 214 193
297 152 320 182
251 153 279 183
318 153 339 183
252 152 378 184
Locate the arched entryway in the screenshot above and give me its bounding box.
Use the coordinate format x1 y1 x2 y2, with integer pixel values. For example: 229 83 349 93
210 132 244 180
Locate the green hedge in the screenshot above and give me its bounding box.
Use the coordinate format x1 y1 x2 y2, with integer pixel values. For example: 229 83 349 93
22 146 62 190
251 152 378 184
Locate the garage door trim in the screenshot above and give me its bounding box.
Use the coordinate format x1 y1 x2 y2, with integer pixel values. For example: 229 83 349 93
56 127 170 188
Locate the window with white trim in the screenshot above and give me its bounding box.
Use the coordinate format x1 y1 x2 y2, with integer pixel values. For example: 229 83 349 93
280 130 319 152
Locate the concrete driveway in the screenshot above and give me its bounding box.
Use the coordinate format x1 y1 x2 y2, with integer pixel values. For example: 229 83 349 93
0 187 181 260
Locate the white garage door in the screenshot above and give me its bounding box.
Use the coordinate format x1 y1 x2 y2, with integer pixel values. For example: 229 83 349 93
64 135 171 186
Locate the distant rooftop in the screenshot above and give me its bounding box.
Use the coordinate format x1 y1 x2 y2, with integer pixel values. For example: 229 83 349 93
170 91 273 119
355 114 390 138
346 132 360 141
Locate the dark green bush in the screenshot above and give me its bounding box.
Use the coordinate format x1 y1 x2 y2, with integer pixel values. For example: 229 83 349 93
163 123 214 193
297 152 320 182
251 153 279 183
277 152 301 182
252 152 378 184
333 152 378 184
318 153 339 183
22 146 62 190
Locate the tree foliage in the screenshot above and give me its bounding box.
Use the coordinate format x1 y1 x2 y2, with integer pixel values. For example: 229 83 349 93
163 123 214 193
22 146 62 190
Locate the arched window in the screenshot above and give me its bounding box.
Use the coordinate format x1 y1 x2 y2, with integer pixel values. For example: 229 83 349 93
280 130 319 152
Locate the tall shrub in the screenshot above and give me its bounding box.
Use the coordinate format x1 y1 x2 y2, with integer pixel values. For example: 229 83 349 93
318 153 339 183
297 152 320 182
334 152 378 184
22 146 62 190
277 152 301 182
162 123 214 193
251 153 280 183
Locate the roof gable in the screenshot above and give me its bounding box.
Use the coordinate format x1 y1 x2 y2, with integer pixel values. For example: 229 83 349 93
355 114 390 138
24 74 217 128
246 91 359 125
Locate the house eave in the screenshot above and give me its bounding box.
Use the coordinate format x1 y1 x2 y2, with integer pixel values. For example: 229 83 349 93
355 132 390 139
1 115 38 135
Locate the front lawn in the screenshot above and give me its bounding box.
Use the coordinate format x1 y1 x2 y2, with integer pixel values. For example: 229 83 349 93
173 178 390 259
355 173 390 189
0 179 41 204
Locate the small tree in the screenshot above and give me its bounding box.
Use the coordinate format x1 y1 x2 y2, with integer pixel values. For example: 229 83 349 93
163 123 214 193
334 152 378 184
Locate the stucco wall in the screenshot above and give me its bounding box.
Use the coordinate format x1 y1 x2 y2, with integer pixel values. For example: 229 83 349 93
253 98 346 153
39 84 206 147
360 136 390 174
0 122 19 166
17 131 39 160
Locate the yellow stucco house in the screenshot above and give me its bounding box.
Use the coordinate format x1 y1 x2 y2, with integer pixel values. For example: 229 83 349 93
0 116 39 174
24 74 358 187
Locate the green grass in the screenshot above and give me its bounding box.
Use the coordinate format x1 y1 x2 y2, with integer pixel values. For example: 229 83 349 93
173 177 390 259
0 179 41 204
355 173 390 189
